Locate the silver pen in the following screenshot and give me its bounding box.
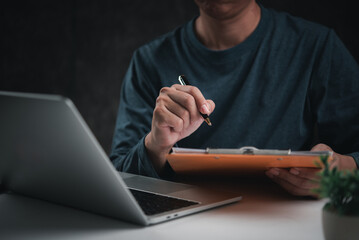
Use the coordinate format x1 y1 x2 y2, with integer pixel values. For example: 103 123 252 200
178 75 212 126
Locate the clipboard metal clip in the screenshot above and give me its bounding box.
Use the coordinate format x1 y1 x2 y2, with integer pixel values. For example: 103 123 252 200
206 146 292 155
241 147 257 155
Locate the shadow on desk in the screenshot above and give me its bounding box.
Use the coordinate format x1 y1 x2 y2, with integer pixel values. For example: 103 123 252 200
172 174 323 227
176 174 318 207
0 193 141 239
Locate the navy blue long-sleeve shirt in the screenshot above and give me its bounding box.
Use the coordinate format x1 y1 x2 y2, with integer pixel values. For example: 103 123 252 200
110 5 359 178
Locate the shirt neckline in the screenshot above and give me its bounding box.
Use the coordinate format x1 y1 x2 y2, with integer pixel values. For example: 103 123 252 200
184 4 270 64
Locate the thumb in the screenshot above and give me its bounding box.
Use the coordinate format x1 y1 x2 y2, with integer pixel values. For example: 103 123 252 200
310 143 333 152
206 99 215 115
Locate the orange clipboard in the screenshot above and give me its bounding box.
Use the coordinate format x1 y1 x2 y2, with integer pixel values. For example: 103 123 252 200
166 147 333 175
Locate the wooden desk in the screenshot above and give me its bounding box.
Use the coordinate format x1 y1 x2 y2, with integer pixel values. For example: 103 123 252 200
0 176 326 240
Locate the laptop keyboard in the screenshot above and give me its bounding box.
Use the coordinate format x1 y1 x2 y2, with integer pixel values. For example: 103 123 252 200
129 188 199 216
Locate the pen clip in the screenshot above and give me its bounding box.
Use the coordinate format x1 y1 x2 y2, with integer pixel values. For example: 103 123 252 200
178 75 190 85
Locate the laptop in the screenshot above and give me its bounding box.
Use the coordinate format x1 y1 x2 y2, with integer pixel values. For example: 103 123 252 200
0 91 241 225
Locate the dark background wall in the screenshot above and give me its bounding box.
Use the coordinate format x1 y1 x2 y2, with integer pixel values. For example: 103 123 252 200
1 0 358 154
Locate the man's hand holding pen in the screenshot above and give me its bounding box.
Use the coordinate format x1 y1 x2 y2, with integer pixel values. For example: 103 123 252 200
145 81 215 175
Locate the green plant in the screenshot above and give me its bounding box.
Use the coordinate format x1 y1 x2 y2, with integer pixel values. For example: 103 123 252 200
313 155 359 215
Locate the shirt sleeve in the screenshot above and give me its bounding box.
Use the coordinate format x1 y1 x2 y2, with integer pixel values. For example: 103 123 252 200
310 29 359 168
110 50 162 178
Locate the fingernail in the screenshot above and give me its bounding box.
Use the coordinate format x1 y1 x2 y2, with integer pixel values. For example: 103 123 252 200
201 104 210 114
290 168 300 175
270 168 280 176
207 103 211 112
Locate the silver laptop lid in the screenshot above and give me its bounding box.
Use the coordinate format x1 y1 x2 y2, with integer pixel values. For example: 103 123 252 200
0 91 147 225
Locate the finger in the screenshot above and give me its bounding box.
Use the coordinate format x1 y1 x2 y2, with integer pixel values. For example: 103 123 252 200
266 171 308 196
153 103 184 133
289 167 321 181
266 168 319 192
164 99 195 129
162 88 202 124
310 143 333 152
172 84 212 115
206 99 215 116
310 143 341 169
276 168 319 189
164 101 192 129
266 170 315 196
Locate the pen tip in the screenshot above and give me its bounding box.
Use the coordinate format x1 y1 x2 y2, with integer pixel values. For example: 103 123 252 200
205 118 212 126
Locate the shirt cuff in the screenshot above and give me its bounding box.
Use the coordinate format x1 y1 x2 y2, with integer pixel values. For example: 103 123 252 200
347 152 359 169
138 136 161 178
139 136 176 180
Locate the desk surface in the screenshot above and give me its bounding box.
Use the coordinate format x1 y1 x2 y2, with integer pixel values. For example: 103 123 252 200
0 176 326 240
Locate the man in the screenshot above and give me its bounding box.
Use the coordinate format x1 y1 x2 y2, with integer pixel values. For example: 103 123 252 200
110 0 359 197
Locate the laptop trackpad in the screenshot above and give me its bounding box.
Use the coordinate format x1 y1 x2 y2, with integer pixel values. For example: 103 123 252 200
120 173 192 194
